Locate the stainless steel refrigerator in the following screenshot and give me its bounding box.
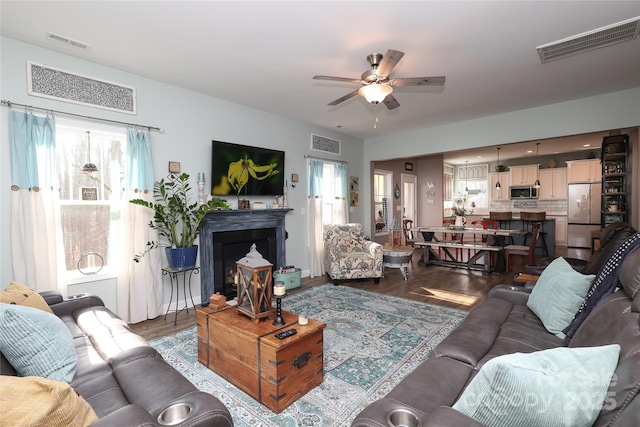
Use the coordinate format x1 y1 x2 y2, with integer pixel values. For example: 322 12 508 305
568 182 602 248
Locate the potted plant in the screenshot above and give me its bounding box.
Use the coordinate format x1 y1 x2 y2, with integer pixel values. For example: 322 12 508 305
130 172 231 268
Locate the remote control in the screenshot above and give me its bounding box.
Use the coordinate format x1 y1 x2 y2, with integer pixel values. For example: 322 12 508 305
275 328 297 340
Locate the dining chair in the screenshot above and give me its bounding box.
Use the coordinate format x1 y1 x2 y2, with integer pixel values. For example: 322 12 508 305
504 222 541 272
403 219 417 247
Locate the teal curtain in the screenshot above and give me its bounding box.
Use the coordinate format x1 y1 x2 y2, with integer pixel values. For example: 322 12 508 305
9 110 64 292
308 159 324 197
9 110 56 188
126 129 154 191
335 162 348 199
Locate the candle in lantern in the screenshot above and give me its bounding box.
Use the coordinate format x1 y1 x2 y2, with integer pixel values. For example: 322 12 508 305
273 282 286 296
198 172 205 181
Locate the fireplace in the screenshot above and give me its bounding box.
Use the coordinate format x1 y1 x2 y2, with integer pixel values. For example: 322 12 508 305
199 209 291 305
213 228 277 297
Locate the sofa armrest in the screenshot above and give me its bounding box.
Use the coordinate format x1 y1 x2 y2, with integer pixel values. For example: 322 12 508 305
48 294 106 317
90 404 156 427
350 399 485 427
422 406 485 427
39 290 64 305
487 285 530 306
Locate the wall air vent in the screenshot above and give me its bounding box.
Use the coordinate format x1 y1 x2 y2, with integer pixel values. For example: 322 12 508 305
46 32 91 50
536 16 640 63
311 134 341 155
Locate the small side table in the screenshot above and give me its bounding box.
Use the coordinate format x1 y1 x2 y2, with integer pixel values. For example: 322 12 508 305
162 266 199 325
382 245 415 280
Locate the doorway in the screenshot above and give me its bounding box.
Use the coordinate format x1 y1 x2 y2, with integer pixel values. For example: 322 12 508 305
401 173 417 224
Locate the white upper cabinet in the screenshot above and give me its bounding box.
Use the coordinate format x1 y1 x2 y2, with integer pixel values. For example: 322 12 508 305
538 168 567 200
509 164 539 186
489 172 510 201
566 159 601 183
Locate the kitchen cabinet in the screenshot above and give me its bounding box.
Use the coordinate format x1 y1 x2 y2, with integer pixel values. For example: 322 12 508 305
510 164 539 186
551 215 567 245
566 159 601 183
538 168 567 200
488 172 510 201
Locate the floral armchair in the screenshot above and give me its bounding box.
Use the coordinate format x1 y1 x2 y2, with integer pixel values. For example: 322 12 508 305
323 223 383 285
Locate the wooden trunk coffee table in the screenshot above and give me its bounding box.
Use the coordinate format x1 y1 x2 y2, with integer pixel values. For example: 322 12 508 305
197 306 326 413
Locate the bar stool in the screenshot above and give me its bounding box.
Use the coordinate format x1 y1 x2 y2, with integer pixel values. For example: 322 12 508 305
505 222 541 272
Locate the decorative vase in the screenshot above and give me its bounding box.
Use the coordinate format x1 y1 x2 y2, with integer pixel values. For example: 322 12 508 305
455 215 466 228
165 245 198 269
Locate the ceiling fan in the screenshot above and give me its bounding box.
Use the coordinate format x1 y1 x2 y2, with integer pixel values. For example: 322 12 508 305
313 49 445 110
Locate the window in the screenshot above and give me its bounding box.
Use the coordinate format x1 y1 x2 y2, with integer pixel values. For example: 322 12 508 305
56 119 126 277
455 164 489 210
374 169 392 234
320 162 345 224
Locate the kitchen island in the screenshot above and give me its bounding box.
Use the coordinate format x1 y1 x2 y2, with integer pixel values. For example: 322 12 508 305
483 217 556 257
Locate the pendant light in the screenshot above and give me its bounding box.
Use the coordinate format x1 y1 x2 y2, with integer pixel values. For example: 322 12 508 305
82 130 98 173
464 161 469 196
495 147 501 191
533 142 541 188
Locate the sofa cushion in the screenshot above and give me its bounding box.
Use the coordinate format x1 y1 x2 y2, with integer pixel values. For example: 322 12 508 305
452 345 620 427
0 281 53 313
527 257 595 338
0 375 98 427
0 303 77 382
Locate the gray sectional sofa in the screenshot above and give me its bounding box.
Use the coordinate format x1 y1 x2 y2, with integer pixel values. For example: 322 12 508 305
1 292 233 427
352 223 640 427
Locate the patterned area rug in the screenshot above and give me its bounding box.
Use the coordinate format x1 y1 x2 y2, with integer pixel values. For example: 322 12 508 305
150 284 466 426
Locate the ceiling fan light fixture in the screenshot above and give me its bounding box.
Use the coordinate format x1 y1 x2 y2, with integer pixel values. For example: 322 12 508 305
358 83 393 104
82 162 99 173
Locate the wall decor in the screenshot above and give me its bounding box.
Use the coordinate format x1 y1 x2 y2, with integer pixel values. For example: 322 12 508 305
27 61 136 114
405 162 414 171
350 191 359 206
349 176 359 191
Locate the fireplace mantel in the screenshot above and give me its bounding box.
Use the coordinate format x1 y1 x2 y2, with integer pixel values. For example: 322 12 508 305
199 209 292 305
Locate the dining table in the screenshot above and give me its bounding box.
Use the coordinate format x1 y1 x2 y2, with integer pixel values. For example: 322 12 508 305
414 226 529 273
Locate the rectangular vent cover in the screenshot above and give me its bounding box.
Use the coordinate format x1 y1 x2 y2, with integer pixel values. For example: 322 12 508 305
537 16 640 63
46 32 92 50
311 134 341 155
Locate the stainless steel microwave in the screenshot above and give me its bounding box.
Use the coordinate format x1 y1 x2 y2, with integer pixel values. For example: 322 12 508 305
509 185 538 199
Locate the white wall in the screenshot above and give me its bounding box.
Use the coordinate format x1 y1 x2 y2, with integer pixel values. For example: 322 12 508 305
0 37 365 308
361 88 640 232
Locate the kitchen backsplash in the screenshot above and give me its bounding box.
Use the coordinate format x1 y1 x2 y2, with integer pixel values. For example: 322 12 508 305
489 199 568 214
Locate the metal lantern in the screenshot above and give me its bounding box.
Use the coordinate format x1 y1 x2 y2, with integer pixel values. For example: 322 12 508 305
235 244 273 323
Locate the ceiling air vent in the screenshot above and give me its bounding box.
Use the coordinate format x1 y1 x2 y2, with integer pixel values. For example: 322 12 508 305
46 32 91 50
536 16 640 63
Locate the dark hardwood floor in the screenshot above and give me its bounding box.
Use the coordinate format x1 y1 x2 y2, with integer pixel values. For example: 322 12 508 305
130 246 590 341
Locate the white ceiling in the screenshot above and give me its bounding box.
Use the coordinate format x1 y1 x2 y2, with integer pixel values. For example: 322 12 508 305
2 1 639 163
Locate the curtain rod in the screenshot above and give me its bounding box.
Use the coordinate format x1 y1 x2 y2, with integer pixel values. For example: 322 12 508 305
1 99 163 132
304 154 348 164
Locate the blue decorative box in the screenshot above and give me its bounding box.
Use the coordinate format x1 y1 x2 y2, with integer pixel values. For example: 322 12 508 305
273 268 301 291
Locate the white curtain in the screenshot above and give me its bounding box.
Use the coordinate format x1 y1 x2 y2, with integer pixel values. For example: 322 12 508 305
307 159 325 277
307 159 349 278
116 129 162 324
9 110 67 293
334 162 349 224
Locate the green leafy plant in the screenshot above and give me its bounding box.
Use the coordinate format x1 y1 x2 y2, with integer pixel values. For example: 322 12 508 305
130 173 231 262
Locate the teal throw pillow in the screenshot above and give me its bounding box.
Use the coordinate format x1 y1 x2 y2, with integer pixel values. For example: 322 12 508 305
452 345 620 427
0 303 77 382
527 257 595 338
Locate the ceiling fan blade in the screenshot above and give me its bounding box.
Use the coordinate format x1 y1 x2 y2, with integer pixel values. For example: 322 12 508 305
313 75 362 84
389 76 446 87
376 49 405 77
327 89 360 106
383 94 400 110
